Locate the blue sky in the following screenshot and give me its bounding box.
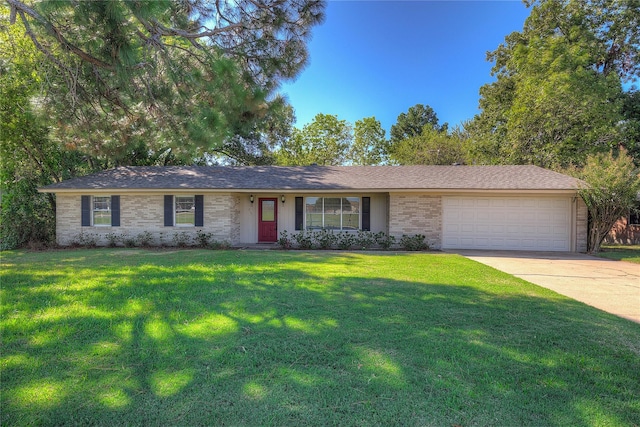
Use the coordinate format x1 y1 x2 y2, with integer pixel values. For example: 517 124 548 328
279 1 531 133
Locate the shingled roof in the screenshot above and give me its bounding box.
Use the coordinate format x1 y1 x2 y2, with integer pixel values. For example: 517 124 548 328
39 165 583 192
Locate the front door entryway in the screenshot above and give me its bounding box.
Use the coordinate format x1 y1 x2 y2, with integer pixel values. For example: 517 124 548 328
258 198 278 242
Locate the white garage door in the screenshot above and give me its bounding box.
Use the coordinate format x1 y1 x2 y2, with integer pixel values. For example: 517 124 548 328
442 196 571 251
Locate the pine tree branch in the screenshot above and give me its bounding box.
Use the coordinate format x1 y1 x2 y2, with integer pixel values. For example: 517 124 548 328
7 0 116 70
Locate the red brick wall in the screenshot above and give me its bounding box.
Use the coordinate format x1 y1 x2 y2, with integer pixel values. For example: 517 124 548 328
605 216 640 244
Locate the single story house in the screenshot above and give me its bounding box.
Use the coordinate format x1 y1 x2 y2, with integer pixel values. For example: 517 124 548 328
39 165 588 252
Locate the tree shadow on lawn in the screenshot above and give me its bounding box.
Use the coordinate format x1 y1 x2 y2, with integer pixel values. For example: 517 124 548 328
1 250 639 426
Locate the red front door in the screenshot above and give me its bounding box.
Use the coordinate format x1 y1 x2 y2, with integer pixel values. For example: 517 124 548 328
258 198 278 242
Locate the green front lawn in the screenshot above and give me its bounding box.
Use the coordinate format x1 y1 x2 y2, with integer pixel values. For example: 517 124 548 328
1 249 639 426
597 245 640 264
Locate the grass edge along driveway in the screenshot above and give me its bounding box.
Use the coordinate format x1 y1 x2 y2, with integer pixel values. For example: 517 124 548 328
1 249 639 426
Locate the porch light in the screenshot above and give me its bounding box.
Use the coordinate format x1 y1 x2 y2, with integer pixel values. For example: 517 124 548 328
250 194 254 203
281 195 286 204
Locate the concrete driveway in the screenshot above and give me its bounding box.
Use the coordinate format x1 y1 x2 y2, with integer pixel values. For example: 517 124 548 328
450 250 640 323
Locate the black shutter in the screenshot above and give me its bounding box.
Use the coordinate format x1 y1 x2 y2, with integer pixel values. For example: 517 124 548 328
362 197 371 231
111 196 120 226
81 195 91 226
295 197 304 230
195 195 204 227
164 195 174 226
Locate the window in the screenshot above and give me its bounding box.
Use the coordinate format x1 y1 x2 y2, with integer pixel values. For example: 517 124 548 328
82 195 119 227
305 197 360 230
175 196 195 226
630 202 640 226
93 196 111 226
164 195 203 227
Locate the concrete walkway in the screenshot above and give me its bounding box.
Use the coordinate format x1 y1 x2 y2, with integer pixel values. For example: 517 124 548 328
450 250 640 323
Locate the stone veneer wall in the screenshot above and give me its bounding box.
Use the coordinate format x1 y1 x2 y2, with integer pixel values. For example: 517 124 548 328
56 193 240 246
388 194 442 249
576 197 588 252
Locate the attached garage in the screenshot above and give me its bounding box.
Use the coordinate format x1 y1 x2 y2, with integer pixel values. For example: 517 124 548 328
442 196 572 251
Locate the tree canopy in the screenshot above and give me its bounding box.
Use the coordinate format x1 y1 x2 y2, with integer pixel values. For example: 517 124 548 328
351 117 389 165
389 104 446 144
467 0 640 167
390 126 468 165
275 113 353 166
4 0 325 162
568 150 640 253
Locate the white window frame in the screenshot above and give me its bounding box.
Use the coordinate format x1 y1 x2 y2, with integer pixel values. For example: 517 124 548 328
92 196 111 227
175 195 195 226
305 197 360 231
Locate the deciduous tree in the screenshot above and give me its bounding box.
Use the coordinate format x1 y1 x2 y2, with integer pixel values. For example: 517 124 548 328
570 150 640 253
0 20 92 248
390 104 446 144
467 0 639 167
275 113 352 166
350 117 389 165
390 126 468 165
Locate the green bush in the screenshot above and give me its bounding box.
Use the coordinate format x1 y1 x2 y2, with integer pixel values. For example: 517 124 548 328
120 234 135 248
277 231 293 249
314 229 338 249
172 231 192 248
399 234 429 251
293 230 314 249
105 232 120 247
136 231 153 247
355 230 376 249
72 232 98 248
0 180 55 250
195 230 213 248
336 232 356 250
375 232 396 250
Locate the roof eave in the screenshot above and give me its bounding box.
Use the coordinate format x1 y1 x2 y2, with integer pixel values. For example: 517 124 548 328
38 187 581 194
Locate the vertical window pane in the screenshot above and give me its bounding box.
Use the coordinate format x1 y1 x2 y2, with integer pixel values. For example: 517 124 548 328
93 196 111 226
342 197 360 230
323 197 341 230
306 197 322 229
261 200 275 221
175 196 195 225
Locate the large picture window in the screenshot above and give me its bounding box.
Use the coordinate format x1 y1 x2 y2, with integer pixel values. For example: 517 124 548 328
175 196 195 226
92 196 111 226
305 197 360 230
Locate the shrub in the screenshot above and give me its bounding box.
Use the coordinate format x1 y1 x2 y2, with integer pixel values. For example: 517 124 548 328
0 178 56 250
136 231 153 247
336 232 356 250
123 235 137 248
375 232 396 250
293 230 314 249
195 230 213 248
399 234 429 251
75 232 97 248
105 232 120 247
277 231 293 249
355 230 376 250
172 231 192 248
314 229 338 250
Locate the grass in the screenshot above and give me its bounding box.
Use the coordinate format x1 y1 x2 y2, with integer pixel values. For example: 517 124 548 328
1 249 639 426
597 245 640 264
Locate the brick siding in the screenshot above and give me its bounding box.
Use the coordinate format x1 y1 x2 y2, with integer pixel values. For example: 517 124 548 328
56 193 240 246
576 197 588 252
388 194 442 249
